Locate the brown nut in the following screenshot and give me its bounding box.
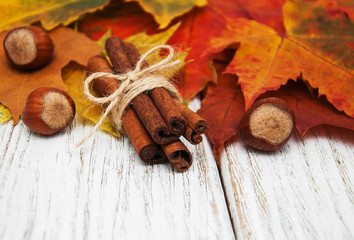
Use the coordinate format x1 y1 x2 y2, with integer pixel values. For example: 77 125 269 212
238 97 295 151
3 26 54 69
22 88 76 135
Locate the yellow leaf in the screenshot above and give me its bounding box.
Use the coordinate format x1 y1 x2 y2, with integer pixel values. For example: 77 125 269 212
125 23 187 78
97 28 112 49
127 0 207 29
62 61 119 137
0 0 109 32
0 104 12 123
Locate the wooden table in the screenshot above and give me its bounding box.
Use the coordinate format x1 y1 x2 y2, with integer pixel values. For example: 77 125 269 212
0 99 353 240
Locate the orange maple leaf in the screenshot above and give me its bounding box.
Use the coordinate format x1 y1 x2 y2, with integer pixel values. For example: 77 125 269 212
0 27 103 124
206 0 353 116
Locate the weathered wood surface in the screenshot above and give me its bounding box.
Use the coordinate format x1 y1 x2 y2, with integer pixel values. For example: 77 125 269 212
0 100 235 240
221 126 354 240
1 98 353 240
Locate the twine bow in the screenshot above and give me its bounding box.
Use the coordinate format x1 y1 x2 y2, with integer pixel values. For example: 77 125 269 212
76 45 182 147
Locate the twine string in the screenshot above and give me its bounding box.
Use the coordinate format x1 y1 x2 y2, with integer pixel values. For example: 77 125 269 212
76 45 181 147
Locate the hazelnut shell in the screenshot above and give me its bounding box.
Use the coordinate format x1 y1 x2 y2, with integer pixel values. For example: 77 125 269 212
3 26 54 69
238 97 295 151
21 87 76 135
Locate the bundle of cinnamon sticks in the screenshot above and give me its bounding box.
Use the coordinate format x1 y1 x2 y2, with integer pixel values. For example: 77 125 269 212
86 36 208 172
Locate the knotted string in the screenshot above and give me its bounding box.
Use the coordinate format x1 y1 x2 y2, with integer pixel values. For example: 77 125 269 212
76 45 182 147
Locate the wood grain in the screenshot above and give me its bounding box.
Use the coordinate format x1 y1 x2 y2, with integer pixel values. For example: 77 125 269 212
220 126 354 239
0 99 235 240
1 98 353 240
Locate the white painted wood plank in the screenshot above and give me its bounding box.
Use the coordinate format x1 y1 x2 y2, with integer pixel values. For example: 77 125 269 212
0 99 235 240
221 126 354 240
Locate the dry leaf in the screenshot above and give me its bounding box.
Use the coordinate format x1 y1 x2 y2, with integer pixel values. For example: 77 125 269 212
206 0 353 116
128 0 207 29
198 42 353 159
167 0 287 100
197 73 245 161
124 23 187 77
0 27 102 124
79 1 159 41
0 0 109 32
0 104 12 123
260 79 354 135
62 62 119 136
198 76 354 160
167 4 227 99
221 0 286 34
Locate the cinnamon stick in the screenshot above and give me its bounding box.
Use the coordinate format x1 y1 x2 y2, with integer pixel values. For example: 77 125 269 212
86 55 167 163
123 41 187 136
183 127 202 145
105 37 178 144
112 38 194 171
123 42 148 69
172 98 209 134
87 55 117 96
122 109 166 163
150 89 187 136
161 140 193 172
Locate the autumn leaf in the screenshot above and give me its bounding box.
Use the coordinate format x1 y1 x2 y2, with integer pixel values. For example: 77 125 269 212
283 0 354 115
124 23 180 54
0 104 12 123
216 0 286 34
198 43 353 159
197 73 245 161
199 76 354 160
167 4 228 99
124 23 187 76
62 62 119 136
79 0 209 40
196 48 244 160
79 1 159 41
128 0 207 29
0 0 109 32
0 27 102 124
167 0 288 100
259 79 354 135
206 0 353 116
336 0 354 19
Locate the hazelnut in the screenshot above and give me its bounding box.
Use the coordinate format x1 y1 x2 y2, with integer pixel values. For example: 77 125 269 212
22 88 76 135
3 26 54 69
238 97 295 151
